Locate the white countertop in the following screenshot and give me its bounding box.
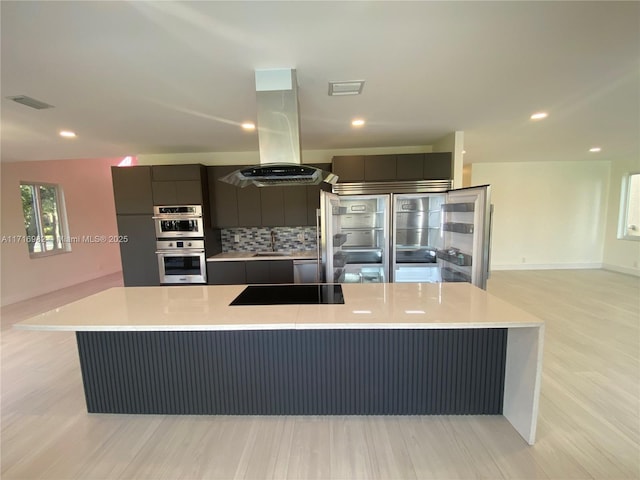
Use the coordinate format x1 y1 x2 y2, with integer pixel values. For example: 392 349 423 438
14 283 544 332
207 251 318 262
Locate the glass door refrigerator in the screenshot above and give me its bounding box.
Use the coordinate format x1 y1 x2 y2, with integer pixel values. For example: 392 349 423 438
320 191 390 283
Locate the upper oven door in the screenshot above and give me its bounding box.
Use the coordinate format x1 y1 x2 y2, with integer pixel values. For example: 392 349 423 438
154 217 204 238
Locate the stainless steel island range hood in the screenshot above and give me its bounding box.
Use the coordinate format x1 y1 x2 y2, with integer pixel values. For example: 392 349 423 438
220 69 337 188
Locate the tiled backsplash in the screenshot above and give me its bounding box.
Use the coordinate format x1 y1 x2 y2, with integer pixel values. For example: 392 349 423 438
221 226 317 252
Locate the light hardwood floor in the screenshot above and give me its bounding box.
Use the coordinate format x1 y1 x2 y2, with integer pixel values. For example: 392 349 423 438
1 270 638 479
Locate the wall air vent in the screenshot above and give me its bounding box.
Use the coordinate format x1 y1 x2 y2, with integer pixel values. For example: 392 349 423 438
6 95 55 110
328 80 365 96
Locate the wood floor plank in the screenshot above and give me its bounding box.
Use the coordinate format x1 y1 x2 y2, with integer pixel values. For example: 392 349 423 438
1 269 638 479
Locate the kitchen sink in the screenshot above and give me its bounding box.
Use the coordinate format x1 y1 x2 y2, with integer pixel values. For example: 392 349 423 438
253 251 291 257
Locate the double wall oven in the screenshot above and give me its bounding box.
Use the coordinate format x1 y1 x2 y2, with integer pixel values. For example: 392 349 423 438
153 206 207 284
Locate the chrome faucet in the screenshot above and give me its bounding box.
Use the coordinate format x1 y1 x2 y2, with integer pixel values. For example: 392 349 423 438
270 230 277 252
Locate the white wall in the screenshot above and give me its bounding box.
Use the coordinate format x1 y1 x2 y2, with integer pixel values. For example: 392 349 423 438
1 158 123 306
602 158 640 276
471 161 610 270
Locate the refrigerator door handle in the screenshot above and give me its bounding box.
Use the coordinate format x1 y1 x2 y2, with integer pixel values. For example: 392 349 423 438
486 204 494 281
316 208 322 283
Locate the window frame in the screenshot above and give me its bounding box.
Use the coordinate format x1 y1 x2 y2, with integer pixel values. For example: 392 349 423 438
19 181 72 258
617 172 640 242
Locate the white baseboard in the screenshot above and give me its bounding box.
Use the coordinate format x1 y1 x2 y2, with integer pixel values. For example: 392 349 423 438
602 263 640 277
491 263 603 271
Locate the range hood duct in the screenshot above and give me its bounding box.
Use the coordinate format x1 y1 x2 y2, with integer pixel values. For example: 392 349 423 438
220 68 337 188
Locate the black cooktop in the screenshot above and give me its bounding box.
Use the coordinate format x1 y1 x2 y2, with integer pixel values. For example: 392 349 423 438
230 284 345 306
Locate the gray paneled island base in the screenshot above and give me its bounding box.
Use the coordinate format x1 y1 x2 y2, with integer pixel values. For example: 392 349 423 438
15 282 544 445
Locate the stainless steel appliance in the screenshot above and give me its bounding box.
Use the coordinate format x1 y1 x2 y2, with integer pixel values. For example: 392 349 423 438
321 186 492 288
392 193 444 283
153 205 204 238
230 284 344 305
156 239 206 284
219 69 337 188
320 191 390 283
293 259 319 283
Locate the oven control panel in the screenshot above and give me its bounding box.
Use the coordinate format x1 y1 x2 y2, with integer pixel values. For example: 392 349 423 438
156 239 205 251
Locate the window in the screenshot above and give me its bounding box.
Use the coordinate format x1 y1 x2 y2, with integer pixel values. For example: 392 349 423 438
20 182 71 256
618 173 640 241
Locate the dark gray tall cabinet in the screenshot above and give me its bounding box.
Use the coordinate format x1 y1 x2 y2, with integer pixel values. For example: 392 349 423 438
111 166 159 286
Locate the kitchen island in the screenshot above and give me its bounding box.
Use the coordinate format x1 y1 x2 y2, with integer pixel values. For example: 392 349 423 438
15 282 544 445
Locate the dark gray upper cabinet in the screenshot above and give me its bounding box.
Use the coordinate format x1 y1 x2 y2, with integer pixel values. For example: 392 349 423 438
260 187 285 226
364 155 397 181
333 153 453 182
116 214 159 286
111 166 154 215
237 185 262 227
332 156 365 182
396 154 425 180
208 165 261 228
151 164 202 181
208 165 323 228
208 166 239 228
423 152 453 180
151 165 204 205
283 187 308 226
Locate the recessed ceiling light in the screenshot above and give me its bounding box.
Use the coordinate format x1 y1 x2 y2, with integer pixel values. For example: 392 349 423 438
351 119 365 127
589 147 602 153
462 150 467 154
59 130 76 138
530 112 548 120
241 122 255 130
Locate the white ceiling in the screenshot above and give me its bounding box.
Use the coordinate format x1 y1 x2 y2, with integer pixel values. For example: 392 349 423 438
1 1 638 165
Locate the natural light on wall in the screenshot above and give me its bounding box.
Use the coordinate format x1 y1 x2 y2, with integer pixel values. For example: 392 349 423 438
118 156 135 167
619 173 640 240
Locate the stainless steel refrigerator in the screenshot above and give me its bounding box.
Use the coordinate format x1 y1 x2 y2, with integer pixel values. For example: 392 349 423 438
391 185 492 289
320 191 390 283
321 185 492 289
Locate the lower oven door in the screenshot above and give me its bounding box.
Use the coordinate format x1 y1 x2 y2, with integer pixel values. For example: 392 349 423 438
157 250 206 284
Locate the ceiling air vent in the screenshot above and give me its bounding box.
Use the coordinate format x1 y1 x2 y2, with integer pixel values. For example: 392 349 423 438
6 95 55 110
328 80 365 96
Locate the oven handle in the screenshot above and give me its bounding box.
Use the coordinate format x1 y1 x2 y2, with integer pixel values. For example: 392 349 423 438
152 215 202 220
156 250 205 254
